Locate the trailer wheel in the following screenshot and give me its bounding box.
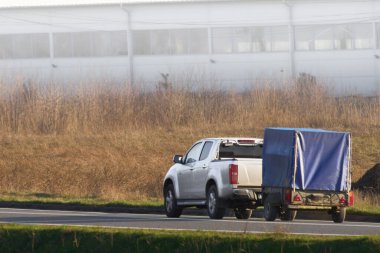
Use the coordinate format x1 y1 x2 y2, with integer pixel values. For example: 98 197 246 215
332 207 346 223
234 208 252 219
280 208 297 221
264 198 278 221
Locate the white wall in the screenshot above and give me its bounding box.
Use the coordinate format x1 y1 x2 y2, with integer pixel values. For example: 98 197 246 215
292 0 380 95
0 1 379 95
131 1 290 90
0 6 130 84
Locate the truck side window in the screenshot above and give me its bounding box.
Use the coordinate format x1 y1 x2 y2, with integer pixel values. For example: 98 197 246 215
199 141 213 161
185 142 203 164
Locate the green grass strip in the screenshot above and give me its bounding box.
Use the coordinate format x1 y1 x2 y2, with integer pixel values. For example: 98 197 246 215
0 224 379 253
2 193 380 218
0 193 162 208
347 206 380 216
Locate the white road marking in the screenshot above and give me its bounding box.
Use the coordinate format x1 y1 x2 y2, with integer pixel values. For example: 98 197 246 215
0 208 112 216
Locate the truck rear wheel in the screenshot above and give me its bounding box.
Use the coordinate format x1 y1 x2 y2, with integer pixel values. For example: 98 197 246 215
164 184 183 218
264 198 278 221
207 185 226 219
234 208 252 219
332 207 346 223
280 208 297 221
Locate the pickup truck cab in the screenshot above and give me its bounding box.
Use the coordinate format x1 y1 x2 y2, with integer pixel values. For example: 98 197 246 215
163 137 263 219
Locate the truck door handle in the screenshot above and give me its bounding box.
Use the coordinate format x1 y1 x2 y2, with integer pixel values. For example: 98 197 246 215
190 168 194 171
202 164 207 169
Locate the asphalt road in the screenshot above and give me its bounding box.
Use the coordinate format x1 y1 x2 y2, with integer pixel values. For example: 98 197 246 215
0 208 379 236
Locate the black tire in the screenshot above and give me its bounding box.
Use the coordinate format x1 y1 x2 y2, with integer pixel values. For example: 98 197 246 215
280 208 297 221
207 185 226 219
332 207 346 223
234 208 252 219
264 198 278 221
164 184 182 218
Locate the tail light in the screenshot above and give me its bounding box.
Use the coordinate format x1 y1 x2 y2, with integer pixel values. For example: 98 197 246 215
348 191 354 207
339 196 347 205
284 189 291 203
229 164 238 184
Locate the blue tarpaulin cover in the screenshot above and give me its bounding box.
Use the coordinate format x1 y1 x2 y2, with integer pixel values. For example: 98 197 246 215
263 128 351 192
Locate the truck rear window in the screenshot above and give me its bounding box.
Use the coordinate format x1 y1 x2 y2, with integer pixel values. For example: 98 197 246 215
219 144 263 159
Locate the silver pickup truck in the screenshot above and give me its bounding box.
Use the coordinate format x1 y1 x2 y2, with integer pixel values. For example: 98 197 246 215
163 137 263 219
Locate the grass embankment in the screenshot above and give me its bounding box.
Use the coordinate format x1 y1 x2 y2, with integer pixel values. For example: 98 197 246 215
0 81 378 211
0 224 379 253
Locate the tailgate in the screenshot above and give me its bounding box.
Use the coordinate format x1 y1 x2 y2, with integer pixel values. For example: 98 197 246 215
237 158 262 187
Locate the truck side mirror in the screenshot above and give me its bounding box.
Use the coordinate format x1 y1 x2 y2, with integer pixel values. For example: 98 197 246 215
173 155 183 164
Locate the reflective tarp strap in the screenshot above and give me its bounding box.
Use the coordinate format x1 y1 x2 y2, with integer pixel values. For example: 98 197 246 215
347 133 352 191
293 132 298 192
296 132 305 190
293 131 305 191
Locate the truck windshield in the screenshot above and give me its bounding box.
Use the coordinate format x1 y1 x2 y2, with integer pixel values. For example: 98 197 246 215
219 144 262 159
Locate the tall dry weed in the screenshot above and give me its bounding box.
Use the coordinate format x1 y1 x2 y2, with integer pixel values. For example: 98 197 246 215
0 79 378 199
0 79 379 135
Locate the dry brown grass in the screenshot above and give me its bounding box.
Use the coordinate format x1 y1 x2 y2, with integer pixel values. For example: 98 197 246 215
0 80 379 200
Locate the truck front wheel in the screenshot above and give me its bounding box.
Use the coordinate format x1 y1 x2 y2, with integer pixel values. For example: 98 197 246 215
264 198 278 221
234 208 252 219
164 184 183 218
207 185 226 219
332 207 346 223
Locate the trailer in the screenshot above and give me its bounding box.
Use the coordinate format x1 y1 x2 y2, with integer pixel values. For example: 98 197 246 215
262 128 354 223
